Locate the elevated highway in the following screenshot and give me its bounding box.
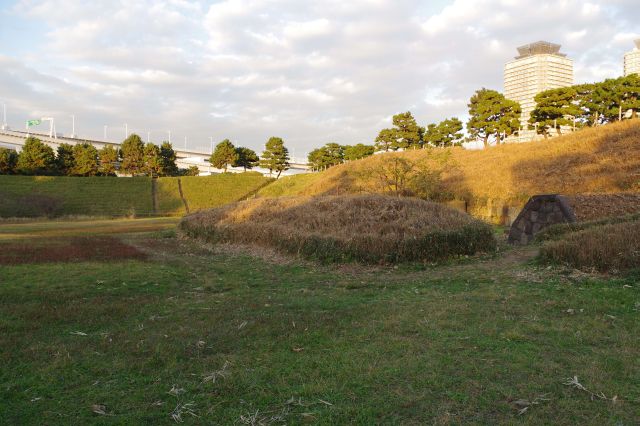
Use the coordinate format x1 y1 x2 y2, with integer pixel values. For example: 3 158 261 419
0 129 309 176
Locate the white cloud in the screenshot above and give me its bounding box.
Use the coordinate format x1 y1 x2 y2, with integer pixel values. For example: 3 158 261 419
283 19 332 39
2 0 640 154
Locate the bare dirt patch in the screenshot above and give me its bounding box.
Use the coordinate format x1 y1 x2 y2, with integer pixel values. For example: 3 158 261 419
0 236 147 265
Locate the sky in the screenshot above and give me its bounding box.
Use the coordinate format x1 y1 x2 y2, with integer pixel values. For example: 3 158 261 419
0 0 639 158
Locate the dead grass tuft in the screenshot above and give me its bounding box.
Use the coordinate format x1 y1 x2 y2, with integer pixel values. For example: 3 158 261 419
179 194 496 264
539 218 640 272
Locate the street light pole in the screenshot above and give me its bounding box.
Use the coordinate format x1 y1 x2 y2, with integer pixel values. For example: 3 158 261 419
1 103 6 130
71 114 76 138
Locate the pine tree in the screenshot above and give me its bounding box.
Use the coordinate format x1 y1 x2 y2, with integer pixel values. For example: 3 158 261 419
143 143 163 177
98 146 119 176
56 143 75 175
260 137 290 178
391 111 422 149
467 88 521 147
234 147 259 171
0 147 18 174
16 137 56 175
71 143 99 176
159 141 178 176
210 139 238 172
120 134 145 175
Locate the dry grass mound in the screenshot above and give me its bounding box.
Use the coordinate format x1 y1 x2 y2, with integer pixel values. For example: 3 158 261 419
179 194 497 263
539 218 640 272
261 120 640 203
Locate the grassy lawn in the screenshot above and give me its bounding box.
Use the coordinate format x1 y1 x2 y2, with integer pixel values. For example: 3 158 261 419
0 220 638 424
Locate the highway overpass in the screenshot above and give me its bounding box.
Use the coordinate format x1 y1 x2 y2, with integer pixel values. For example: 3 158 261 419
0 129 310 176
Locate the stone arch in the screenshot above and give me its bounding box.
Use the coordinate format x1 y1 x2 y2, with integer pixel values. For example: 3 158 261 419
508 194 576 245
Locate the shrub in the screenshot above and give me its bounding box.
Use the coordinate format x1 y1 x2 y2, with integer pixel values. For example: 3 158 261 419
179 194 497 264
539 219 640 272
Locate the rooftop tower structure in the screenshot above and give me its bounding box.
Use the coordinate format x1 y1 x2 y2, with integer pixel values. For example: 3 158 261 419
504 41 574 138
624 39 640 76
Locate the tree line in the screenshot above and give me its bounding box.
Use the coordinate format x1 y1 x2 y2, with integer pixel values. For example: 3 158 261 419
1 133 295 178
209 136 290 178
306 73 640 171
0 134 191 177
529 73 640 137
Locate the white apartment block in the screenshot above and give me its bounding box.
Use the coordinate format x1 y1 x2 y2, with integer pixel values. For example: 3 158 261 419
624 39 640 76
504 41 574 130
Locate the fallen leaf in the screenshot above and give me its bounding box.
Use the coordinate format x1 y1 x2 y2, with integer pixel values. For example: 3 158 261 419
92 404 107 415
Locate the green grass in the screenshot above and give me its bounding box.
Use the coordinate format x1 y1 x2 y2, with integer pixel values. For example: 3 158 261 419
0 220 638 424
0 174 273 218
0 175 153 217
177 172 273 212
155 178 185 215
256 173 321 197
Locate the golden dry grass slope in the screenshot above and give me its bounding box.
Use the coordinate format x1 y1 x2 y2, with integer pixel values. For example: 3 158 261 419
179 194 496 263
261 120 640 204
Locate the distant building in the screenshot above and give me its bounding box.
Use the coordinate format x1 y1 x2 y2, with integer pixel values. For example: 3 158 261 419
504 41 574 141
624 39 640 76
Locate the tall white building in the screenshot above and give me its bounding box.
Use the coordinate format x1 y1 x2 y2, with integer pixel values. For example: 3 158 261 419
624 39 640 76
504 41 574 134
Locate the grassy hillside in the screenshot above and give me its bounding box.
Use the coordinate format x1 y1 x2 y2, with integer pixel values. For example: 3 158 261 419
178 173 272 212
0 176 153 217
261 120 640 205
0 173 272 218
257 173 322 197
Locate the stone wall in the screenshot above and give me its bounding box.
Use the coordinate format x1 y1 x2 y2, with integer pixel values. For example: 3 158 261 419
508 194 576 245
442 198 525 226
